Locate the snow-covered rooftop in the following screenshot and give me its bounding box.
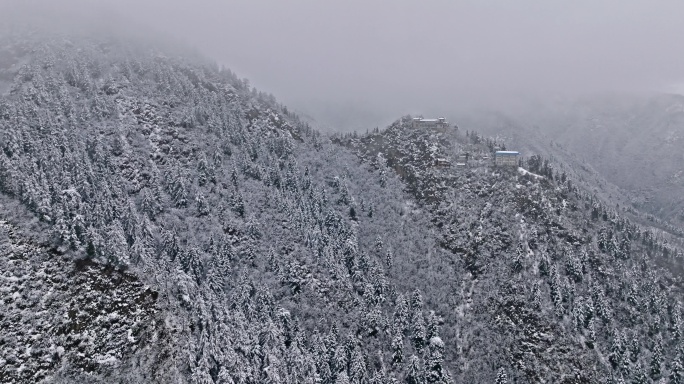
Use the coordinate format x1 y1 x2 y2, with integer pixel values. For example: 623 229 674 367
413 117 447 123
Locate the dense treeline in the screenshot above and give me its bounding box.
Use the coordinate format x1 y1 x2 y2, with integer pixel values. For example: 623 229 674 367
338 117 684 383
0 33 457 383
0 31 683 383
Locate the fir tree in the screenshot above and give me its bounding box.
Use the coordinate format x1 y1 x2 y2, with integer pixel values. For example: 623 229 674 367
412 311 427 355
495 367 508 384
631 362 647 384
424 336 450 384
392 332 404 366
650 335 663 379
671 354 684 384
405 356 423 384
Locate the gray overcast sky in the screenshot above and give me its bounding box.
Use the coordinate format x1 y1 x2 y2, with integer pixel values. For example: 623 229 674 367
3 0 684 130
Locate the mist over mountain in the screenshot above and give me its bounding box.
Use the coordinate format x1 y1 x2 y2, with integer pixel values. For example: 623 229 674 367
0 24 683 384
1 1 684 383
462 94 684 230
5 0 684 132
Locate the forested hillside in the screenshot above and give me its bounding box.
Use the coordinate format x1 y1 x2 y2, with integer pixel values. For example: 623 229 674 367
1 31 683 384
336 117 684 383
462 95 684 231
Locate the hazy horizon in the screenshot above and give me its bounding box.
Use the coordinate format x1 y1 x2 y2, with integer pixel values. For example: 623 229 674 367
3 0 684 131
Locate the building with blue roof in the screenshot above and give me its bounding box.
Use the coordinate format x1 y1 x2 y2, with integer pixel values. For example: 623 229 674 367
495 151 519 166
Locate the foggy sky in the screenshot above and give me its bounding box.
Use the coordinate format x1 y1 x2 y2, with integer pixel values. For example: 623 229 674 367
3 0 684 131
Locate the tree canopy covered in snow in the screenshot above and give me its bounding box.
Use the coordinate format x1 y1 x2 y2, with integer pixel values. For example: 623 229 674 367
0 30 683 384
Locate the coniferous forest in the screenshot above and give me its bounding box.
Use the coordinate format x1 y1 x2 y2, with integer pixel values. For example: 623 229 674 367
1 30 683 384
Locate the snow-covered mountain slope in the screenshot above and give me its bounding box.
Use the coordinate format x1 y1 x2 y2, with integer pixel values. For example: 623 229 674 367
0 31 458 383
336 117 684 383
0 211 166 383
462 95 684 232
0 31 683 383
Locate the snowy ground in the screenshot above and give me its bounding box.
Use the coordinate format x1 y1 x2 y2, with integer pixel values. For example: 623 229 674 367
0 220 161 383
518 167 545 179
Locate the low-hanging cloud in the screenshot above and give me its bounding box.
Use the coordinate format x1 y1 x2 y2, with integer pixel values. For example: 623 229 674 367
2 0 684 131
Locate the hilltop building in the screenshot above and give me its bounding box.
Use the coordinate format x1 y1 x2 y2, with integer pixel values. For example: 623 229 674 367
495 151 519 167
435 158 451 167
456 154 468 166
412 117 449 131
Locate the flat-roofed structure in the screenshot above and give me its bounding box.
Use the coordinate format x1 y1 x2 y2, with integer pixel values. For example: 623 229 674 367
435 158 451 167
495 151 519 166
412 117 449 131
